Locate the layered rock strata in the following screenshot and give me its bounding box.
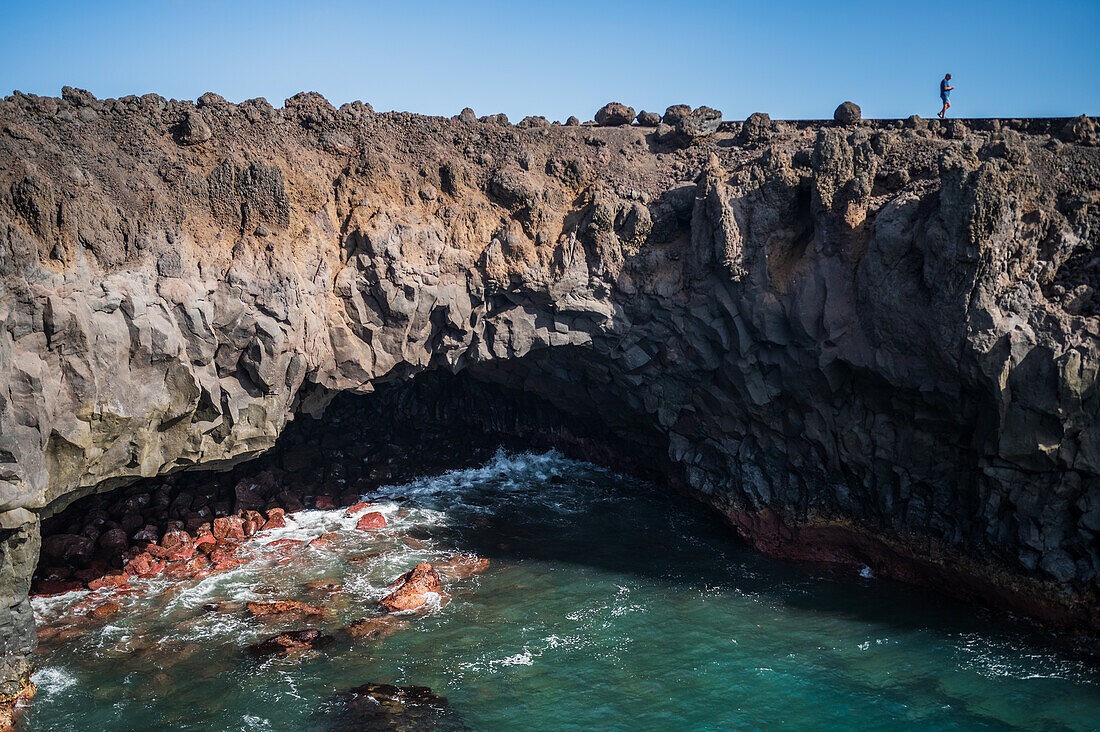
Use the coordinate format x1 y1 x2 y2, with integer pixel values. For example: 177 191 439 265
1 89 1099 699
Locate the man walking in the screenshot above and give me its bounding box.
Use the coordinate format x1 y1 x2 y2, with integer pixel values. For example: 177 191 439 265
939 74 954 118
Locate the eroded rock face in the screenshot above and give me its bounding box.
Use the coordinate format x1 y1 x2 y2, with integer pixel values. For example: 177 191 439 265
0 90 1098 690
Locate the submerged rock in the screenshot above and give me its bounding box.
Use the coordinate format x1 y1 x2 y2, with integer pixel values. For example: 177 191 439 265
379 563 444 612
435 555 490 580
246 600 328 618
250 629 333 656
330 682 466 731
340 615 408 641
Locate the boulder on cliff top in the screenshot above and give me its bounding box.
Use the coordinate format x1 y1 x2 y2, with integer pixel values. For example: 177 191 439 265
595 102 635 126
1062 114 1098 145
636 111 661 127
677 106 722 140
740 112 772 144
518 115 550 129
834 101 862 125
662 104 691 126
197 92 227 108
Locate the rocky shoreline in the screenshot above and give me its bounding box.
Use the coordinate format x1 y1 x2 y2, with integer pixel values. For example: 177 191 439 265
1 86 1099 721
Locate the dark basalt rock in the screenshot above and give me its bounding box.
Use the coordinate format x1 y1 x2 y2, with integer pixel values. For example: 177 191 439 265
833 101 861 125
1 91 1099 697
595 102 635 126
330 683 468 731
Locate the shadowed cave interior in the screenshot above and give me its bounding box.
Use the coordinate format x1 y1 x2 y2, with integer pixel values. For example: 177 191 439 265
33 353 675 592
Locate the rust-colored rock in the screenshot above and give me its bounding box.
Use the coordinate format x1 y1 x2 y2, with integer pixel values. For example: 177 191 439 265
435 555 491 580
86 573 130 591
345 502 374 517
379 563 443 612
88 601 122 619
355 512 387 530
262 508 287 530
212 516 245 542
341 615 408 640
125 552 165 577
246 600 328 618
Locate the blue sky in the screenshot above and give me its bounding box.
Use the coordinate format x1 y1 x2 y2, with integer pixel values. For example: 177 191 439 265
1 0 1097 120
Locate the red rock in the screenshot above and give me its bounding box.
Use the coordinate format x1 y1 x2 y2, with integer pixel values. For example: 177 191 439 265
306 539 332 549
159 529 191 551
355 512 387 530
36 626 61 643
164 542 197 562
315 496 336 510
246 600 327 618
207 542 239 565
125 552 165 577
163 555 212 578
86 573 130 591
89 602 121 619
212 557 246 572
193 532 217 549
435 555 490 580
379 563 444 612
319 532 340 542
345 502 374 517
212 516 245 542
242 509 265 525
262 508 287 530
267 538 304 548
143 544 175 560
341 615 407 640
33 579 84 596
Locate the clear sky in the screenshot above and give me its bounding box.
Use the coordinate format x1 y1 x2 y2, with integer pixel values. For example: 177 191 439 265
2 0 1097 121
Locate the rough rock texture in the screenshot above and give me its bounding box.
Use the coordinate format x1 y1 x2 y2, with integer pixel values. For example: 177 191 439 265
834 101 862 125
595 102 635 127
0 88 1099 691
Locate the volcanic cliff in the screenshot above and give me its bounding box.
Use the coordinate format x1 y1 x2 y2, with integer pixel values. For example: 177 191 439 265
0 87 1098 708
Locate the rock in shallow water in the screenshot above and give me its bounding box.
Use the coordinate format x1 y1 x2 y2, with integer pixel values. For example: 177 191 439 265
330 682 467 731
249 629 333 657
379 563 444 612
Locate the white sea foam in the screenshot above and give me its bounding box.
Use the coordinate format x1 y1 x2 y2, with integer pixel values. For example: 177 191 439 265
30 666 77 695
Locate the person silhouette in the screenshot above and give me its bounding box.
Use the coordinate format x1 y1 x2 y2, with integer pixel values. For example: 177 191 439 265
939 74 954 119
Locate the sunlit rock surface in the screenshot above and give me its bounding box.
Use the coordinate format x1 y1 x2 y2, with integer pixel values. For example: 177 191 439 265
1 87 1098 695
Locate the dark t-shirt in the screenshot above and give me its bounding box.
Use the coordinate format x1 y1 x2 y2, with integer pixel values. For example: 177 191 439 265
941 78 951 97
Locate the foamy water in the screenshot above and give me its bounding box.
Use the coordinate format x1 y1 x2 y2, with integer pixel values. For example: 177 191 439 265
24 451 1100 731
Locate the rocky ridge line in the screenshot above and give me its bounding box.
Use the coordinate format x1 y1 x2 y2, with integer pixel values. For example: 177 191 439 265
0 87 1098 714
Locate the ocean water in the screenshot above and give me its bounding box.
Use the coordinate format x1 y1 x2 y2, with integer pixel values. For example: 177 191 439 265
25 451 1100 731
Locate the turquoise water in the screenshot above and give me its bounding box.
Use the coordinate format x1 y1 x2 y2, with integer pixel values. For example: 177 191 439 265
26 452 1100 731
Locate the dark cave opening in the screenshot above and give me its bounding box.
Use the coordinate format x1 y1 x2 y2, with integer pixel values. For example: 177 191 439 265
32 358 673 595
